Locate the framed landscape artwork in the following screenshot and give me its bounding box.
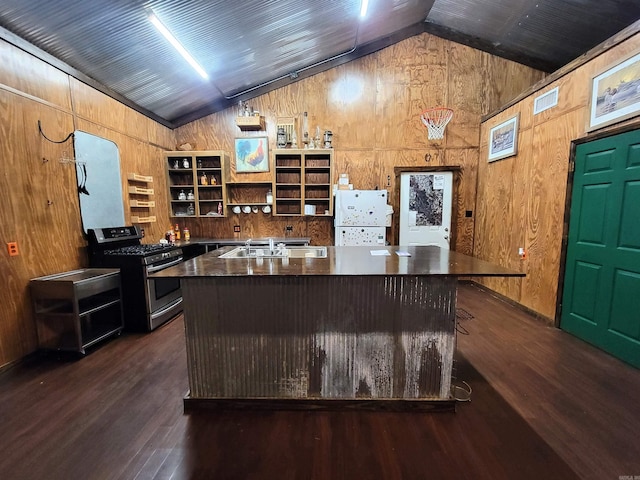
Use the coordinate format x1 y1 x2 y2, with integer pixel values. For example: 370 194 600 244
235 137 269 173
589 50 640 131
488 114 519 162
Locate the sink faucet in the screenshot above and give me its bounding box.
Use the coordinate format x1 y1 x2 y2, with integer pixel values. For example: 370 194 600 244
245 238 252 252
269 238 275 256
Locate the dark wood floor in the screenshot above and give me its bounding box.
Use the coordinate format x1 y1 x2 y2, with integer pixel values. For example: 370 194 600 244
0 282 638 479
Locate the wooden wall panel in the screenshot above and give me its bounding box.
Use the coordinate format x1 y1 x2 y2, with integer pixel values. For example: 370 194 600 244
70 79 149 142
0 91 80 365
0 41 72 111
175 33 543 245
0 40 176 369
1 31 544 368
443 148 478 255
476 32 640 322
481 54 547 116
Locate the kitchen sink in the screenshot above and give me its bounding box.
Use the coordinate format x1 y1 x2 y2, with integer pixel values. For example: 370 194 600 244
219 246 327 259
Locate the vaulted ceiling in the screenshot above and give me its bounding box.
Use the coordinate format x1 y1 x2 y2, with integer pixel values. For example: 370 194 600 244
1 0 639 128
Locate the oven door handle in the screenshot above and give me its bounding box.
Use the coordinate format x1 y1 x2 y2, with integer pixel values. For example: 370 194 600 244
147 256 184 273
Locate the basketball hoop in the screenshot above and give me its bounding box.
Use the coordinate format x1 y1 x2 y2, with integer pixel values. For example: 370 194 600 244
420 107 453 140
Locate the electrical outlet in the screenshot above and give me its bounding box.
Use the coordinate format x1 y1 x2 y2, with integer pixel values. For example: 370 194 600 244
286 225 293 232
7 242 18 256
518 247 527 259
234 225 241 233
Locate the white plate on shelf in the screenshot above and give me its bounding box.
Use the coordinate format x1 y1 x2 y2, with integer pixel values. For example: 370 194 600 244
242 206 251 214
232 206 241 214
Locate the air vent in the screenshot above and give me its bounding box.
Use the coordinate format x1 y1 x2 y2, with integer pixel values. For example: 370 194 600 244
534 87 559 114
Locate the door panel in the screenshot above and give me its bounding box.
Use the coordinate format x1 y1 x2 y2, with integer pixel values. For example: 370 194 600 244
561 129 640 368
399 172 453 249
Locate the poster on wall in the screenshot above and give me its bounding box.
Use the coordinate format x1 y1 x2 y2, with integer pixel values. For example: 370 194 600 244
488 114 519 162
408 174 444 227
588 50 640 131
235 137 269 172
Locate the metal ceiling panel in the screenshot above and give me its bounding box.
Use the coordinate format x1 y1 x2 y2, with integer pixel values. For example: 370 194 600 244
0 0 639 127
429 0 640 69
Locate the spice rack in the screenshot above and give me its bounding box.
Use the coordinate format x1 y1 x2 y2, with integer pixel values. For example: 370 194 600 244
127 173 156 224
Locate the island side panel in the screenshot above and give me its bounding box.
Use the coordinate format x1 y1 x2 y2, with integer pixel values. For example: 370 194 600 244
182 275 457 400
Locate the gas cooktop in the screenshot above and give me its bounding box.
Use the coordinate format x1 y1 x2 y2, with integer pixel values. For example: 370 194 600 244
103 243 176 256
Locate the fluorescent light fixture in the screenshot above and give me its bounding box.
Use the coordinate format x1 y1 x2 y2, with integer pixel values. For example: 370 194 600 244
148 11 209 79
360 0 369 17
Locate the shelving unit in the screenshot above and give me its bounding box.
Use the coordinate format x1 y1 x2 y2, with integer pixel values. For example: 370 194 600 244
226 181 273 214
30 269 123 354
273 149 333 216
165 151 229 218
127 173 156 224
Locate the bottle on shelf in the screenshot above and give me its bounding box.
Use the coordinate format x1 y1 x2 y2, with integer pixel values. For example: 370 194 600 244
187 203 195 216
174 224 181 240
187 190 194 200
211 174 217 185
178 189 186 200
182 158 190 169
166 226 176 243
183 228 190 241
217 202 223 215
200 172 208 185
266 189 273 205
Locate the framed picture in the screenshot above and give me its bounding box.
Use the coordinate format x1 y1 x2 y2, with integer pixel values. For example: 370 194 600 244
235 137 269 172
488 114 519 162
588 50 640 131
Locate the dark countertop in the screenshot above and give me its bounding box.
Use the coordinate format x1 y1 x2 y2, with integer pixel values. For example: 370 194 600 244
171 237 311 248
152 246 525 278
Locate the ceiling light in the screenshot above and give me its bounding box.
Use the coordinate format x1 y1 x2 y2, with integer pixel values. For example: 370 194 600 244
148 11 209 80
360 0 369 18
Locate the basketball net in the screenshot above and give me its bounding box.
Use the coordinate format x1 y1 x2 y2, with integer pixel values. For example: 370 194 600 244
420 107 453 140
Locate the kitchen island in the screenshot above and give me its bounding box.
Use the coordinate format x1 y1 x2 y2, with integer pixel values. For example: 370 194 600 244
153 245 523 411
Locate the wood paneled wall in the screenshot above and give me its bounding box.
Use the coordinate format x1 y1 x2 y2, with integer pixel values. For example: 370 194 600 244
475 31 640 321
175 33 545 252
0 31 546 368
0 39 175 369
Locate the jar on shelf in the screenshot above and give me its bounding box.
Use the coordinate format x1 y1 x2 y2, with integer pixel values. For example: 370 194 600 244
277 127 287 148
178 190 186 200
266 189 273 205
182 158 190 169
187 203 195 216
187 190 195 200
173 159 179 169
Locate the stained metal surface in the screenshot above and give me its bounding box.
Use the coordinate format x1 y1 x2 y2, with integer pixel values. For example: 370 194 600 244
1 0 639 126
183 275 457 400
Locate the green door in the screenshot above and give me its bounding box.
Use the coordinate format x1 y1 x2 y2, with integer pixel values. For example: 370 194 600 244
561 129 640 368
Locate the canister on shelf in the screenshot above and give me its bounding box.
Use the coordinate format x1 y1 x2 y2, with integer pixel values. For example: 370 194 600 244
183 228 190 241
277 127 287 148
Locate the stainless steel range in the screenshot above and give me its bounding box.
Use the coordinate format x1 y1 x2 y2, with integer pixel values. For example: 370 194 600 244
87 226 183 331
